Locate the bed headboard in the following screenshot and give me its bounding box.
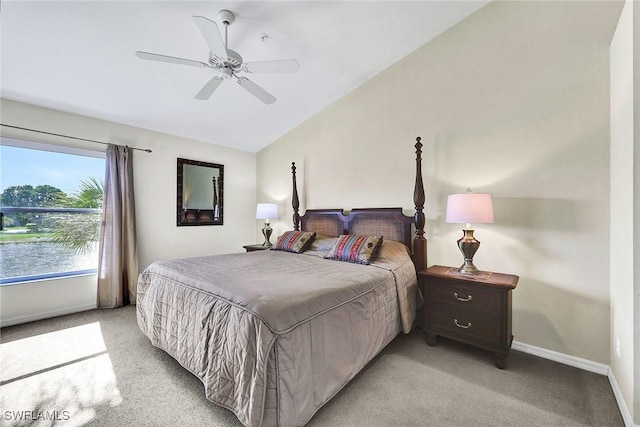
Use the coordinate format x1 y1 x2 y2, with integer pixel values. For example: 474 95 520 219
291 137 427 271
300 208 413 247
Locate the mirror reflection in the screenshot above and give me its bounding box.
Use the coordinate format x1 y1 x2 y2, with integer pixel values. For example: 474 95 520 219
177 158 224 226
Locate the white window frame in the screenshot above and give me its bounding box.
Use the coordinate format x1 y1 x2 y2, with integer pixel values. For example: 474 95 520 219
0 137 106 286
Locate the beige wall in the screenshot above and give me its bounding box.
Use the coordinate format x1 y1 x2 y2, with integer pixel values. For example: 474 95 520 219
0 98 256 325
258 1 624 364
636 0 640 421
635 1 640 423
634 0 640 422
610 0 635 422
0 274 98 327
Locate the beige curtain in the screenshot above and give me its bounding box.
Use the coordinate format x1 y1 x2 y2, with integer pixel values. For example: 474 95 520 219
97 144 138 308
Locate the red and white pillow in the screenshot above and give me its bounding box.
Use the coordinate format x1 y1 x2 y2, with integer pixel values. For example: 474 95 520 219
326 235 383 265
273 231 316 253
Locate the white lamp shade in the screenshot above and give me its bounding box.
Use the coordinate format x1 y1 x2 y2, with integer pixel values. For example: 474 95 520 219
256 203 278 220
445 193 494 224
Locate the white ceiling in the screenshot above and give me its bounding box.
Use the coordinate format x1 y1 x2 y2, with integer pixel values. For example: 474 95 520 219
1 1 488 152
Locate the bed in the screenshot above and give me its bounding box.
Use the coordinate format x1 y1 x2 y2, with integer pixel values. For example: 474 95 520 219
136 138 428 427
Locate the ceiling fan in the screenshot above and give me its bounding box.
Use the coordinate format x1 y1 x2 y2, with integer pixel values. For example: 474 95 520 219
135 10 299 104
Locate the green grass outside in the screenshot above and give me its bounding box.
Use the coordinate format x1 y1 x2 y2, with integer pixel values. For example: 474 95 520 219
0 232 54 243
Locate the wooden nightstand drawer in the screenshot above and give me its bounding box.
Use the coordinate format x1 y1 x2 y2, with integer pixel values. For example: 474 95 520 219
420 265 519 369
430 279 500 317
430 307 501 347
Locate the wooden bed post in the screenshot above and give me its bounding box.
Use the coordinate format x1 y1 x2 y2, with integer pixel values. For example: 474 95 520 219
413 137 427 271
292 162 300 231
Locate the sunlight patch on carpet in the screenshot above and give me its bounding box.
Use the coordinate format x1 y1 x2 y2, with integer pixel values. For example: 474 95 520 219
0 322 122 426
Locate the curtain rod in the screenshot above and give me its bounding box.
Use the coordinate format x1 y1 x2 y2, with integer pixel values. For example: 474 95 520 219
0 124 152 153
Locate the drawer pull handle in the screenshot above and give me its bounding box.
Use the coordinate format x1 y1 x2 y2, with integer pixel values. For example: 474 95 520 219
454 292 472 302
454 319 472 329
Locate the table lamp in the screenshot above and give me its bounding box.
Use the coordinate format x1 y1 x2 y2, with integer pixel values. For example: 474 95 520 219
445 191 494 274
256 203 278 246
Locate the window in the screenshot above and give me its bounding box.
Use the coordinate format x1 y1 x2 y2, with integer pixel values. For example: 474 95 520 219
0 138 106 284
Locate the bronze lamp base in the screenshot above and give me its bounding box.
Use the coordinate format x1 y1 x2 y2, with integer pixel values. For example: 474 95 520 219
457 229 481 274
261 222 273 247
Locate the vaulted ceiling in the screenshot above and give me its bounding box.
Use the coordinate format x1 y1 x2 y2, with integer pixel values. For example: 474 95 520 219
1 1 488 152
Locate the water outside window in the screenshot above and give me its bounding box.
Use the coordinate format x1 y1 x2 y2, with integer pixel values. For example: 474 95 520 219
0 142 106 283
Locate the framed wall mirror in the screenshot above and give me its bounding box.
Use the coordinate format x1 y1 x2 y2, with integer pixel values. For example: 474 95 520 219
177 158 224 226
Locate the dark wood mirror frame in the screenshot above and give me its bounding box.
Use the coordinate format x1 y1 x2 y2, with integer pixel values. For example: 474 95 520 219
177 158 224 226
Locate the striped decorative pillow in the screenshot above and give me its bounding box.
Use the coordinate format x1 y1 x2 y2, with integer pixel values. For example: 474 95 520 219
274 231 316 253
326 235 383 265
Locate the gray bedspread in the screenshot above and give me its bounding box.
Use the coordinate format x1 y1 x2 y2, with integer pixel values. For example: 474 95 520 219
137 239 417 427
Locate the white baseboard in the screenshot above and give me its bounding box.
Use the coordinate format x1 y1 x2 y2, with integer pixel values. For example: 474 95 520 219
0 303 96 328
608 370 637 427
513 340 636 426
512 340 609 375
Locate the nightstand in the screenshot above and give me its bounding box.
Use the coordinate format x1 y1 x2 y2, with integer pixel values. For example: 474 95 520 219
242 244 271 252
419 265 519 369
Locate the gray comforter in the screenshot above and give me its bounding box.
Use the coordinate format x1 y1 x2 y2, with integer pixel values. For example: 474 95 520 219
137 239 417 427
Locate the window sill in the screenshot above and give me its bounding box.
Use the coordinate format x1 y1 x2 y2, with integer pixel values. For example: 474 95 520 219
0 269 98 286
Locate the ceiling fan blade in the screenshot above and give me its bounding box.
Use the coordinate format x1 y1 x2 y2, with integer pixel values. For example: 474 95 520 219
193 16 227 58
136 51 207 68
243 59 299 74
236 77 276 104
195 77 224 100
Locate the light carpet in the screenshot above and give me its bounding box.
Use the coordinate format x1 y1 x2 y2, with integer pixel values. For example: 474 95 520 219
0 306 623 426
